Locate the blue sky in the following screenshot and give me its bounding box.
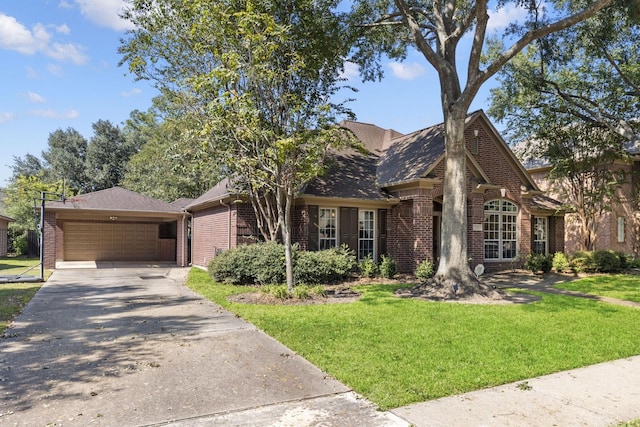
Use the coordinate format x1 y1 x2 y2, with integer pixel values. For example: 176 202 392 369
0 1 527 187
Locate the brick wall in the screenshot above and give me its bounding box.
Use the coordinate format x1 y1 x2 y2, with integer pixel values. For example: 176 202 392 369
43 211 57 269
389 200 415 273
191 204 232 268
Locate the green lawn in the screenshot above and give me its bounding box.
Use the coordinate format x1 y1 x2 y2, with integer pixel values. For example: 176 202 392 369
555 274 640 302
0 256 50 280
0 257 46 335
187 268 640 410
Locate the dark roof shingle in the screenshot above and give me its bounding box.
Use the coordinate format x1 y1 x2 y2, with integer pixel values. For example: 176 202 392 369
46 187 182 213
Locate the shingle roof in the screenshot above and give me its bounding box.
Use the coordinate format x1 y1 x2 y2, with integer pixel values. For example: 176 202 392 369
532 195 566 212
0 214 13 222
46 187 182 213
302 152 393 201
377 121 446 187
185 178 234 210
339 120 403 154
170 197 195 209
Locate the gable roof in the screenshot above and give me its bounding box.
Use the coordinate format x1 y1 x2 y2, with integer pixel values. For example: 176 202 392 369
46 187 182 214
0 214 13 223
377 110 539 190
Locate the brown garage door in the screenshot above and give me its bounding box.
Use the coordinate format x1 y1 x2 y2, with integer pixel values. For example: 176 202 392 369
64 222 159 261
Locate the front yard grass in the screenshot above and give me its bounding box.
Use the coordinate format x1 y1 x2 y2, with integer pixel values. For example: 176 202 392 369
186 268 640 410
0 257 46 335
554 274 640 302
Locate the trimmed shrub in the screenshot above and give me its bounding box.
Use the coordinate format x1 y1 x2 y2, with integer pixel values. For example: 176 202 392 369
415 259 435 282
209 243 357 286
379 254 398 279
571 251 595 273
525 253 553 273
294 245 357 285
592 250 621 273
208 242 285 285
359 255 378 278
615 252 630 270
552 252 570 273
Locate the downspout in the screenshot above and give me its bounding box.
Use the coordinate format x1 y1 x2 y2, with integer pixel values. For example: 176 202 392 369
220 200 231 250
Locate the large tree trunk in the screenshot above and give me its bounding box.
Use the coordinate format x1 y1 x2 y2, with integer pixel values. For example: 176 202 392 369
435 110 477 285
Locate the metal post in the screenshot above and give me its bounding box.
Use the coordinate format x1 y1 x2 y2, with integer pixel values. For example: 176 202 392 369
40 191 45 281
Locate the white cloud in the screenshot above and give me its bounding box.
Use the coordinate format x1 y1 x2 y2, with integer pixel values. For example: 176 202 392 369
47 64 64 76
0 14 50 54
487 4 531 31
388 62 426 80
74 0 134 31
30 109 79 119
121 88 142 98
55 23 71 35
0 13 88 64
340 61 360 81
48 42 88 65
0 112 16 124
26 91 46 103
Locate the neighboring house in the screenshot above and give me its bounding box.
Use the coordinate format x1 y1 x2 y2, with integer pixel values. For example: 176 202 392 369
526 143 640 256
0 214 13 257
188 110 565 273
42 187 189 268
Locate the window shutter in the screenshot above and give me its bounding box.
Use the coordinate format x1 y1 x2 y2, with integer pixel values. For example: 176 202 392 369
548 216 556 254
378 209 387 261
340 207 358 252
308 205 319 251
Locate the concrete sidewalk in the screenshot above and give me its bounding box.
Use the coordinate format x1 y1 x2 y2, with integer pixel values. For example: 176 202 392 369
392 355 640 426
0 267 405 426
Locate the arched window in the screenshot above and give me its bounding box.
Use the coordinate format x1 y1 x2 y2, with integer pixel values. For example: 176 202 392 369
484 200 518 260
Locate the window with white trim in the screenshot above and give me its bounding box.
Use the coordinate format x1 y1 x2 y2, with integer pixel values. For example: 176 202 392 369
484 200 518 260
319 208 337 249
533 217 547 254
618 217 625 242
358 210 375 260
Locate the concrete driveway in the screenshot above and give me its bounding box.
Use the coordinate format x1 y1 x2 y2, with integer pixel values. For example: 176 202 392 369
0 265 406 426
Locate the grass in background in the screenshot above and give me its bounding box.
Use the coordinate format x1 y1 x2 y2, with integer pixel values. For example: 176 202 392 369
555 274 640 302
0 257 50 280
0 283 41 334
186 268 640 410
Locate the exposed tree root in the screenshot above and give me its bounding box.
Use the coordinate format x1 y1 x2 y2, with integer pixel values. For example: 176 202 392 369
395 273 505 302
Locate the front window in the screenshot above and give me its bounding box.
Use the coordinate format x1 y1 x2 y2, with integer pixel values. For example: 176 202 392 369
484 200 518 260
358 210 375 260
319 208 337 249
533 217 547 254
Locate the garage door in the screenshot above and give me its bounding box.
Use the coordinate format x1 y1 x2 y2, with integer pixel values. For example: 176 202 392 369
64 222 159 261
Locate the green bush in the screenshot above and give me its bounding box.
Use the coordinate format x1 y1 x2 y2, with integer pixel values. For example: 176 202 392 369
294 245 357 284
552 252 569 273
9 229 28 256
592 250 621 273
209 243 357 286
525 253 553 273
359 255 379 278
571 251 595 273
415 259 435 282
208 242 285 285
379 254 398 279
615 252 630 270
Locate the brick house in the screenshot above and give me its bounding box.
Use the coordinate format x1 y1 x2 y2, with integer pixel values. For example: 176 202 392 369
42 187 189 268
188 110 565 273
0 214 13 257
526 143 640 256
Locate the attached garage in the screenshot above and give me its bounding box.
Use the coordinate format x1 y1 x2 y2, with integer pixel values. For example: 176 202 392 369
43 187 189 268
63 222 162 261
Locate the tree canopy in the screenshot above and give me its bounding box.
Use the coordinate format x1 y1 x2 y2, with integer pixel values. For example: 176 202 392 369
120 0 355 290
